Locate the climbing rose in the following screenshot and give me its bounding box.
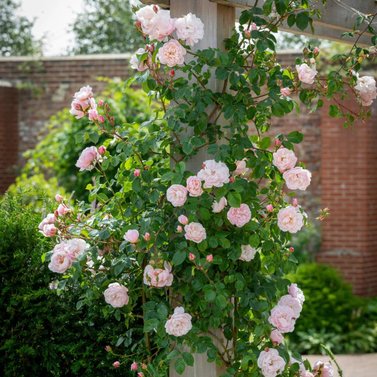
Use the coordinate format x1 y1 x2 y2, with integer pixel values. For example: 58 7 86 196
355 75 377 106
124 229 139 243
257 348 286 377
272 148 297 172
301 371 314 377
277 206 304 233
184 222 206 243
165 307 192 337
233 160 251 177
143 262 174 288
130 48 149 71
212 197 227 213
57 203 70 216
270 329 284 345
268 305 296 333
197 160 230 188
288 283 305 305
157 39 186 67
296 63 318 84
227 204 251 228
148 9 175 41
113 361 120 368
73 85 93 101
104 283 129 308
178 215 189 225
283 167 312 191
278 295 302 318
313 361 334 377
135 5 157 35
131 362 138 371
186 175 203 197
239 245 257 262
280 87 292 97
75 146 100 171
55 194 63 202
166 184 187 207
42 224 57 237
174 13 204 46
38 213 56 235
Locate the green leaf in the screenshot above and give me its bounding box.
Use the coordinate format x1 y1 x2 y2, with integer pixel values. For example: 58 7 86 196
144 318 159 332
227 191 242 208
287 14 296 27
172 250 187 266
182 352 194 366
296 12 310 30
175 359 186 375
287 131 303 144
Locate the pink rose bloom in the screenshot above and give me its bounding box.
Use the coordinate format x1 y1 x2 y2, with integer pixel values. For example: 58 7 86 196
42 224 57 237
239 245 257 262
55 194 63 202
355 75 377 106
270 329 284 345
75 146 100 171
48 245 73 274
143 262 174 288
135 5 158 35
184 222 206 243
283 167 311 191
124 229 139 243
157 39 186 67
174 13 204 46
70 101 86 119
178 215 189 225
233 160 251 177
57 204 70 216
212 197 227 213
301 371 314 377
148 9 175 41
268 305 296 333
266 204 274 213
197 160 230 188
278 295 302 318
65 238 89 259
130 48 149 72
227 204 251 228
113 361 120 369
296 63 318 85
272 148 297 172
104 283 129 308
257 348 286 377
131 362 138 371
186 175 203 197
166 184 187 207
165 307 192 337
280 87 292 97
313 361 334 377
277 206 304 233
73 85 93 101
88 108 99 121
288 283 305 305
38 213 56 231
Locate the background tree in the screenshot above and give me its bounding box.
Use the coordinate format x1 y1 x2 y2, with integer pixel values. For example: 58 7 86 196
0 0 42 56
70 0 144 54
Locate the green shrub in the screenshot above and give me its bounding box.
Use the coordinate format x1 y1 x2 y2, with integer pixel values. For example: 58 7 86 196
287 263 377 354
0 194 133 376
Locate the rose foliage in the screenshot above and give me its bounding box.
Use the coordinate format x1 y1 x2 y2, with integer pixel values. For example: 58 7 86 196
40 2 377 377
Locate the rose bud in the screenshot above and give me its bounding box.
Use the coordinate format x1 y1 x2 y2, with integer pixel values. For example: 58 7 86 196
266 204 274 213
113 361 120 368
189 253 196 261
98 115 105 123
178 215 189 225
292 198 298 207
275 139 282 147
289 247 294 253
98 99 104 106
134 169 141 177
206 254 213 263
55 194 63 202
98 145 106 155
143 232 151 241
177 225 183 233
131 362 138 371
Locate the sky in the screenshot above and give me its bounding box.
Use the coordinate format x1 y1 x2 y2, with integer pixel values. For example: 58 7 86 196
17 0 84 56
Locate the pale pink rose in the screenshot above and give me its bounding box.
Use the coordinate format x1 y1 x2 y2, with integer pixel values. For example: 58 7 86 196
197 160 230 188
178 215 189 225
113 361 120 368
288 283 305 305
257 348 286 377
42 224 57 237
206 254 213 263
124 229 139 243
174 13 204 46
233 160 251 177
266 204 274 213
313 361 334 377
283 167 311 191
143 262 174 287
268 305 296 333
135 5 158 35
65 238 89 259
212 197 227 213
355 75 377 106
75 146 100 171
277 206 304 233
130 48 149 72
88 108 99 121
57 204 70 216
157 39 186 67
148 9 175 41
70 101 86 119
275 139 282 147
131 362 138 371
166 184 187 207
165 307 192 337
38 213 56 232
55 194 63 202
280 87 292 97
227 204 251 228
73 85 93 101
48 246 72 274
239 245 257 262
270 329 284 345
296 63 318 85
301 371 314 377
186 175 203 197
278 295 302 318
184 222 206 243
104 282 129 308
272 148 297 172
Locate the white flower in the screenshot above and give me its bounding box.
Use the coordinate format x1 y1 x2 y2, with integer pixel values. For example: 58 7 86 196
175 13 204 46
296 63 317 85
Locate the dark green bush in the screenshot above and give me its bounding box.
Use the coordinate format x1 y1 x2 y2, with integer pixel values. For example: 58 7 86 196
0 194 133 376
287 263 377 354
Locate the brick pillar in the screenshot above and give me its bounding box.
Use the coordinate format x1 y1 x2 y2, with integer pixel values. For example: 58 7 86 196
318 96 377 296
0 86 19 193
